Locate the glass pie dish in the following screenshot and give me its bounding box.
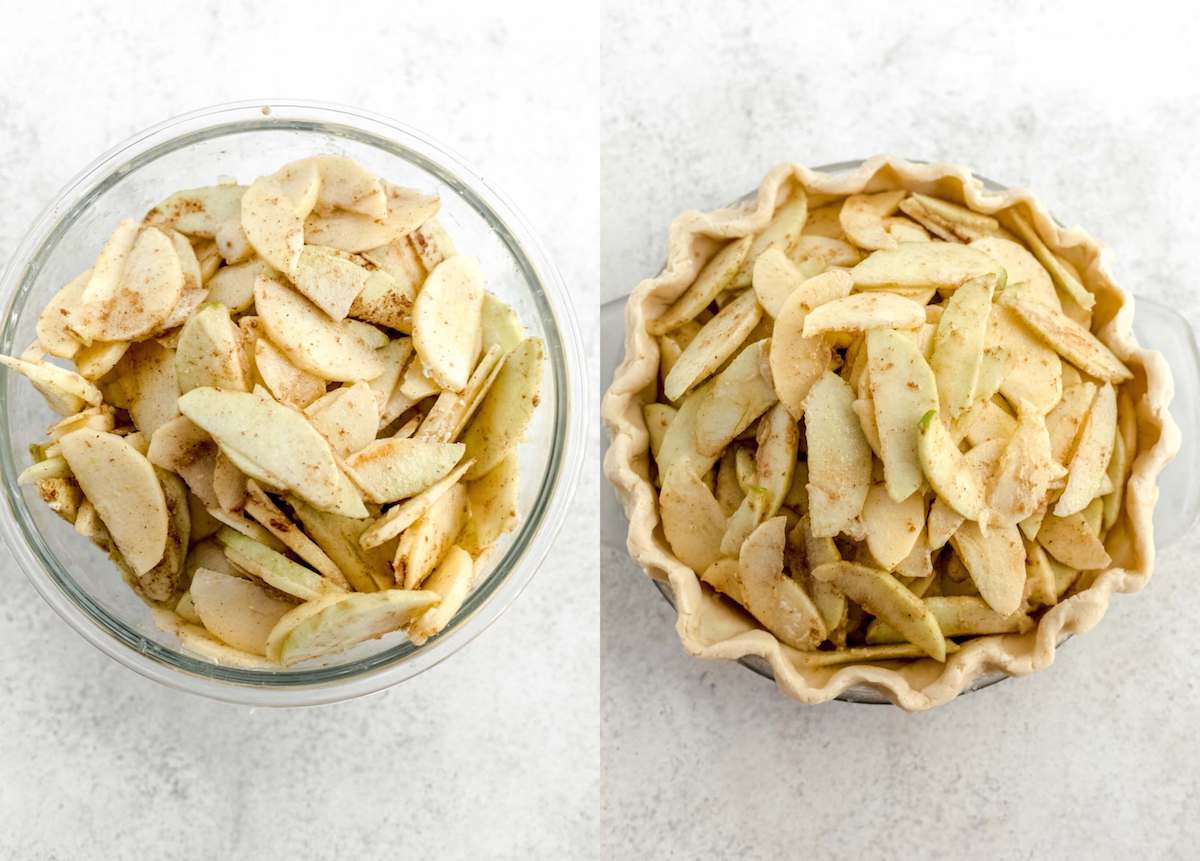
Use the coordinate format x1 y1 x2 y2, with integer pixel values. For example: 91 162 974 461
0 100 587 706
602 157 1190 709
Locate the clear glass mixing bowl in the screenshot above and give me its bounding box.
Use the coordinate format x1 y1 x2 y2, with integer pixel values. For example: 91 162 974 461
0 100 587 706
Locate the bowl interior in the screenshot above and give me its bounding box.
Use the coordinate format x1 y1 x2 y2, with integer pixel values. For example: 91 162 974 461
0 111 574 694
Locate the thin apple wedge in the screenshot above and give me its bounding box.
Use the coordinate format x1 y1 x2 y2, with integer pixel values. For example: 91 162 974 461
305 154 387 218
144 184 249 259
240 176 308 274
37 269 90 359
242 480 349 589
719 402 796 554
738 517 825 650
395 483 469 589
460 455 516 554
59 428 168 576
306 184 440 253
291 245 375 321
254 274 383 382
700 557 747 605
949 521 1025 616
1055 383 1117 516
305 382 378 457
366 338 414 417
768 269 853 417
1006 210 1094 310
71 226 183 343
867 328 939 502
412 255 485 392
178 386 367 518
252 333 327 409
987 407 1064 526
190 567 296 656
347 267 414 333
662 288 762 402
986 305 1062 416
70 219 139 339
147 414 219 508
205 259 274 313
918 410 985 520
694 340 777 458
861 484 925 571
649 236 752 334
811 561 946 660
1047 382 1098 465
659 463 726 574
804 371 871 537
970 236 1059 309
839 189 906 251
176 623 275 669
901 193 1004 243
0 355 103 416
157 231 209 332
801 291 924 337
274 589 440 667
461 337 544 479
344 438 465 504
851 242 1004 293
733 194 809 288
930 273 996 418
75 340 129 381
175 303 248 393
217 526 341 602
1037 509 1111 570
361 458 475 550
416 345 503 443
751 246 805 319
407 545 474 645
288 496 392 593
865 595 1032 644
998 286 1131 382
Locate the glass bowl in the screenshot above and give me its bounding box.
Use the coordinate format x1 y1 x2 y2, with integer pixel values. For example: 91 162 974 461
0 100 587 706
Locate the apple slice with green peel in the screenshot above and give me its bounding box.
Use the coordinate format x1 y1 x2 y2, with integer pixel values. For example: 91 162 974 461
659 463 727 574
175 303 248 394
918 410 985 520
208 505 288 554
648 236 752 335
344 438 465 504
733 195 809 288
59 429 168 576
801 291 925 337
242 481 349 589
145 184 246 238
177 623 276 669
1037 510 1110 569
253 334 327 409
998 286 1131 382
851 242 1004 293
865 595 1032 644
804 371 871 537
719 403 797 555
362 458 475 550
793 642 961 668
0 355 103 416
205 259 274 313
71 226 183 343
190 567 295 656
839 189 906 251
288 496 391 593
694 340 777 458
461 337 544 479
217 526 341 602
275 589 440 666
395 483 468 589
1047 382 1098 465
291 245 374 321
986 305 1062 415
37 269 90 359
861 484 925 571
407 545 474 645
949 521 1025 616
1103 425 1129 531
811 561 946 660
305 382 378 457
264 592 349 663
987 407 1064 526
738 517 826 650
656 378 719 479
179 386 367 518
461 455 516 554
930 273 996 419
1006 210 1094 310
240 176 307 275
970 236 1059 309
412 255 485 392
254 274 383 382
769 269 853 417
1055 383 1117 516
867 328 939 502
347 267 413 333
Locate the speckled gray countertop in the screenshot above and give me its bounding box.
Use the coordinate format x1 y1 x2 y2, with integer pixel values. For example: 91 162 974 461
600 3 1200 859
0 3 598 859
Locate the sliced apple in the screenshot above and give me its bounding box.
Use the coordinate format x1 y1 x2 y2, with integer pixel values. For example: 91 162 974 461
733 194 809 288
395 483 468 589
866 595 1031 644
416 345 504 443
662 288 760 401
930 273 996 418
1005 210 1094 310
719 403 797 554
409 218 457 274
18 455 72 485
643 404 676 462
918 410 985 520
240 176 306 274
190 567 295 656
926 495 963 551
366 338 413 418
659 462 726 574
288 496 392 593
59 429 168 576
851 242 1004 293
217 526 341 602
970 235 1059 309
305 184 440 253
252 334 327 408
275 589 440 666
305 154 387 218
804 371 870 537
461 337 544 479
787 235 863 274
37 269 90 359
361 235 426 294
867 328 939 502
75 340 129 381
768 269 853 417
291 245 374 320
987 305 1062 415
344 438 464 504
0 355 103 417
304 382 378 457
694 340 777 458
986 407 1064 527
348 267 414 333
811 561 946 660
1037 510 1110 569
949 521 1025 615
1055 383 1117 516
839 189 906 251
738 517 825 650
178 386 366 518
656 378 719 478
801 291 924 337
901 194 1004 243
700 557 747 605
998 286 1131 382
71 226 183 343
242 481 349 589
1047 381 1098 465
861 484 925 571
254 274 383 382
410 255 485 392
177 623 275 669
76 219 140 320
174 302 248 394
361 458 475 550
205 259 274 313
144 184 247 252
648 236 752 334
1103 425 1129 531
407 545 474 645
156 231 209 332
461 455 516 554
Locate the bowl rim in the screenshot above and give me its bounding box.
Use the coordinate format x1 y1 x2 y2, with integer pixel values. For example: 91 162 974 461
0 99 588 707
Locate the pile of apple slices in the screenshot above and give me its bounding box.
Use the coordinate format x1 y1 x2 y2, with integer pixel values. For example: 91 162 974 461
648 186 1135 664
7 154 544 668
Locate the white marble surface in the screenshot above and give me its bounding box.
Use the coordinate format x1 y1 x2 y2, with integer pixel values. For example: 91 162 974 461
601 3 1200 859
0 2 597 859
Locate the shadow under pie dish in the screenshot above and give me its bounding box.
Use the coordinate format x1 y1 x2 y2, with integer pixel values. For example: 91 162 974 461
602 156 1180 711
